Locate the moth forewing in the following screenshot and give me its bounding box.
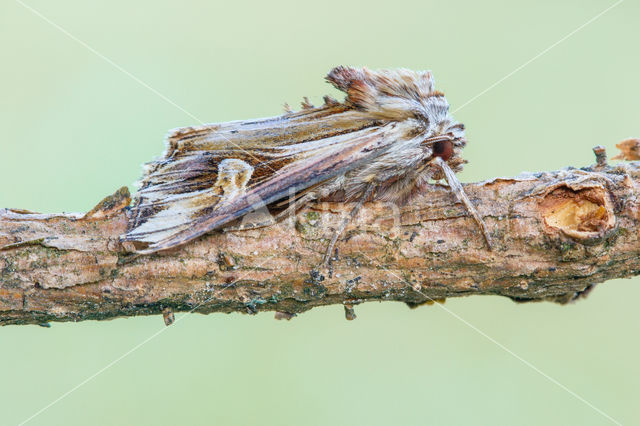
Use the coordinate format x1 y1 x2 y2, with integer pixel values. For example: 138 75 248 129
127 121 409 253
124 66 491 257
126 105 376 243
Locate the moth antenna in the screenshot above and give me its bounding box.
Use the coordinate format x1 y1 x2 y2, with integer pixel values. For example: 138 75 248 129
433 157 493 250
301 97 313 109
283 102 293 113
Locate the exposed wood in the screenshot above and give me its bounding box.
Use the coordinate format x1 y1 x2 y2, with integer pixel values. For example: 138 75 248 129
2 155 640 326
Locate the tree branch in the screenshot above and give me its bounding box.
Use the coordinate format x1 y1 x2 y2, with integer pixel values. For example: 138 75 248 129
2 153 639 326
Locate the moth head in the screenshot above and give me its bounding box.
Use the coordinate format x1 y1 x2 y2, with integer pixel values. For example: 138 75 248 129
419 117 467 178
326 66 468 171
428 121 466 159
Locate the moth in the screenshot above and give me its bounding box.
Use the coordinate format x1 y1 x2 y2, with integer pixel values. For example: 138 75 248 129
123 66 491 261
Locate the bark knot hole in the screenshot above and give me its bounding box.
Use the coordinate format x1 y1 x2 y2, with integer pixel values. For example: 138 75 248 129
539 185 615 240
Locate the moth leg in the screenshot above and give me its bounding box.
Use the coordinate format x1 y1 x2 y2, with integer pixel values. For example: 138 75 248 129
322 183 377 265
433 157 493 250
223 192 317 232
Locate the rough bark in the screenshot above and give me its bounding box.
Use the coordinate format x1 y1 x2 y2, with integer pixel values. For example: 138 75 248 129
1 155 639 326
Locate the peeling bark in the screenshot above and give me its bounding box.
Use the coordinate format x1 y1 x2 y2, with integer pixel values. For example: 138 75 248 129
1 158 640 326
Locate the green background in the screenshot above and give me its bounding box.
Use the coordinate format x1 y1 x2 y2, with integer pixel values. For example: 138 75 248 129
1 0 638 424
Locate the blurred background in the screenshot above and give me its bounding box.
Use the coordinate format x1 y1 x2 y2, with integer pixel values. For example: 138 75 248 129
1 0 638 424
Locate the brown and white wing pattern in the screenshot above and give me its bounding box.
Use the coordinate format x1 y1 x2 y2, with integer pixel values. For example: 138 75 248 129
124 104 413 253
124 66 452 254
